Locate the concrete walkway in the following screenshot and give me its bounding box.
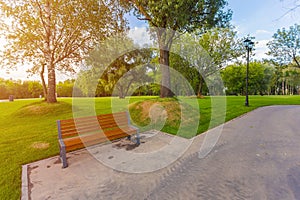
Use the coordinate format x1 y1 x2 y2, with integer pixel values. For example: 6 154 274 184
22 106 300 200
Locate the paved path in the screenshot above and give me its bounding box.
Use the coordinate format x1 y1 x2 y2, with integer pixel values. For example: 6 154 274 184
23 106 300 200
148 105 300 199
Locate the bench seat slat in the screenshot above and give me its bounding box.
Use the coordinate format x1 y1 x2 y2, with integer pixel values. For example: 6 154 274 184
63 127 136 151
64 133 107 151
60 118 128 131
60 112 127 124
61 125 135 139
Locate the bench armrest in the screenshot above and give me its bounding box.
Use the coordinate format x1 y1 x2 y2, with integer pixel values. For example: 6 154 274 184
129 125 139 132
58 138 66 148
57 120 63 139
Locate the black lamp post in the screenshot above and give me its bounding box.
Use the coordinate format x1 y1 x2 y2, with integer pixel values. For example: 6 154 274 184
243 38 254 107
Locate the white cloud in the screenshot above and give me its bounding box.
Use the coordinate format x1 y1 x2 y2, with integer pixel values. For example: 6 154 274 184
255 29 271 35
256 40 270 48
0 67 37 81
128 27 152 47
253 39 271 60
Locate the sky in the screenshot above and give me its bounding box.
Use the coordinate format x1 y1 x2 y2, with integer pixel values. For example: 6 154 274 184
1 0 300 81
227 0 300 60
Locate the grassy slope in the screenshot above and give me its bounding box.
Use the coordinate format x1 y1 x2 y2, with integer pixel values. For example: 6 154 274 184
0 95 300 199
0 100 71 199
0 97 149 199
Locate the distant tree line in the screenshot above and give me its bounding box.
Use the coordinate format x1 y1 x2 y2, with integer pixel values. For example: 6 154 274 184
1 59 299 100
0 78 81 99
221 61 300 96
0 78 43 99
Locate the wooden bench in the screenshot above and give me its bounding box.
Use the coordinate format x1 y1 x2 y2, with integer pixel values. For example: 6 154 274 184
57 111 140 168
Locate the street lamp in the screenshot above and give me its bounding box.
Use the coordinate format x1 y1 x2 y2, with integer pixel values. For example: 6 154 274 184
243 38 254 107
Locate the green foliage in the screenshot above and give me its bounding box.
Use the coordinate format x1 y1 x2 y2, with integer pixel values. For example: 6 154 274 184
170 52 201 95
170 28 242 96
199 27 244 69
0 0 127 102
0 78 86 99
279 65 300 95
126 0 232 97
221 61 274 95
81 36 155 98
102 49 153 98
129 0 232 31
282 67 300 86
0 0 126 70
0 78 43 99
267 24 300 67
56 79 83 97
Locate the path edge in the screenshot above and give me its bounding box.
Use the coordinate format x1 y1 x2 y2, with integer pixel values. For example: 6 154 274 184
21 164 29 200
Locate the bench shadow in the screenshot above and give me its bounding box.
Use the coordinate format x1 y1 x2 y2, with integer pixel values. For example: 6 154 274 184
112 137 146 151
114 143 138 151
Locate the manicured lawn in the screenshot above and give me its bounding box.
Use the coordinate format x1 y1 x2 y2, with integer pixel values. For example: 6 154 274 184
1 95 300 199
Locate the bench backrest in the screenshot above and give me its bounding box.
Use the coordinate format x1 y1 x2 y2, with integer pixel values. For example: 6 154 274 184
57 112 130 140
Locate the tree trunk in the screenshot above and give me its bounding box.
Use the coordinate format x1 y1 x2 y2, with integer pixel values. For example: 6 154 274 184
282 81 285 95
197 76 204 98
124 79 134 98
160 49 174 98
47 65 57 103
293 56 300 68
118 85 125 99
40 64 47 101
45 1 57 103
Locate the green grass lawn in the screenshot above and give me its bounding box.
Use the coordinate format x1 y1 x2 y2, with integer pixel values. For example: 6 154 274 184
1 95 300 199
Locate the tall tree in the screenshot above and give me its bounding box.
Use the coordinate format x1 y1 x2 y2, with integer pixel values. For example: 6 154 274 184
126 0 232 97
0 0 126 103
197 27 243 96
199 27 243 69
171 27 242 97
267 24 300 68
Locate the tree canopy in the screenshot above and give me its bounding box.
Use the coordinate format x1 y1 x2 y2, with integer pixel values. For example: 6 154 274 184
169 27 241 97
267 24 300 68
0 0 127 103
125 0 232 97
199 27 243 69
76 35 154 98
221 62 274 95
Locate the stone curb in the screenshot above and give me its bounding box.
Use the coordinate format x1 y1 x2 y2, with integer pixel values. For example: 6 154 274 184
21 164 29 200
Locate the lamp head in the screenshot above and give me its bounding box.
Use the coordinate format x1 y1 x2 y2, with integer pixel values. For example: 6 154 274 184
248 41 254 50
244 38 254 50
243 38 251 47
